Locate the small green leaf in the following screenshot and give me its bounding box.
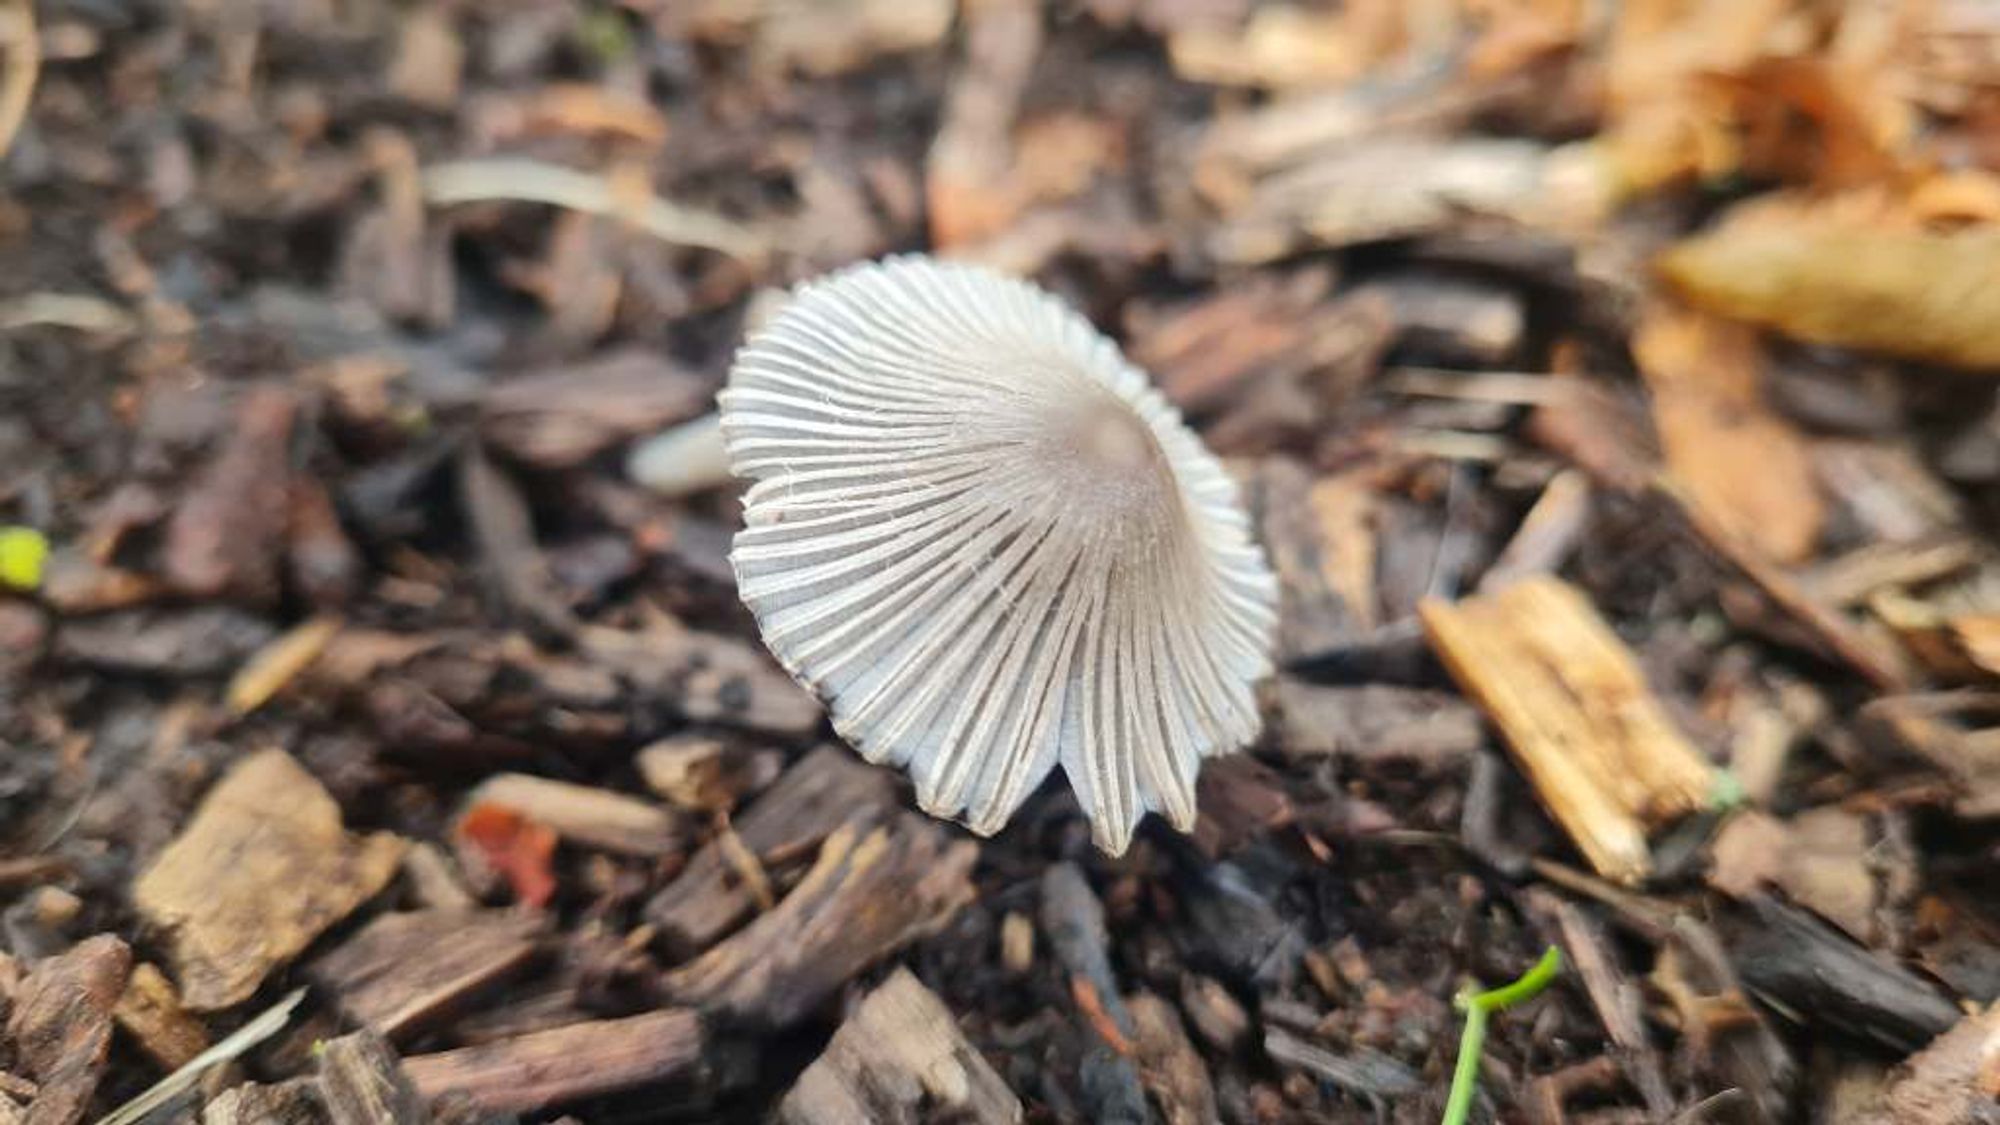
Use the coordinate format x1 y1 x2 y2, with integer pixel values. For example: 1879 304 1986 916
0 527 50 592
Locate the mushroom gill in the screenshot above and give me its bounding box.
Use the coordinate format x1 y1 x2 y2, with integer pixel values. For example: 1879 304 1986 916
719 256 1278 855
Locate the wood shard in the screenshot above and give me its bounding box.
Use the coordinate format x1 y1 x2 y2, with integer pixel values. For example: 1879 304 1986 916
645 745 898 958
316 1029 427 1125
1420 575 1719 884
776 968 1021 1125
113 962 210 1071
401 1009 702 1116
662 815 977 1028
309 909 544 1042
6 935 130 1125
457 773 684 858
133 749 407 1010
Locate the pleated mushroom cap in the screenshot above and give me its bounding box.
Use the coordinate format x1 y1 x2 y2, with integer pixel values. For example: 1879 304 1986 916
719 256 1278 855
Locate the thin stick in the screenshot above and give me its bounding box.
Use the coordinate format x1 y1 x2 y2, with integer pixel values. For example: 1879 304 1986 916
1440 946 1563 1125
422 157 768 264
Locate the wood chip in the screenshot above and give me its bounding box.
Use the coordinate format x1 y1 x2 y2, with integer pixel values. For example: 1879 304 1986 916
200 1080 324 1125
1710 808 1882 945
225 614 341 715
133 749 407 1010
112 962 209 1071
316 1029 427 1125
401 1009 702 1116
1127 992 1219 1125
6 935 130 1125
309 910 544 1042
644 745 898 957
635 734 782 815
1246 460 1378 663
457 774 684 859
479 348 714 470
662 815 977 1028
1634 303 1824 564
1420 575 1720 884
1271 680 1484 767
925 0 1040 247
578 622 823 737
1661 480 1911 691
1178 975 1249 1052
776 967 1021 1125
162 385 296 604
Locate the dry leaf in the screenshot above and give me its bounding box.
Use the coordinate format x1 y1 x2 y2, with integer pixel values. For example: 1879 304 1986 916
1659 224 2000 371
1633 302 1824 563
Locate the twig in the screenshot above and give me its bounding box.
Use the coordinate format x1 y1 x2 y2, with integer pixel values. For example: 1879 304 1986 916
422 157 768 264
93 987 308 1125
0 293 137 335
1441 946 1563 1125
0 0 39 159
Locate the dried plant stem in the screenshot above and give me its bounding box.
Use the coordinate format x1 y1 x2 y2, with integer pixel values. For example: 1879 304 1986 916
422 157 768 263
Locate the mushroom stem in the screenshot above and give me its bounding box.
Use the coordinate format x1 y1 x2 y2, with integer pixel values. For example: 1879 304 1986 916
628 413 731 497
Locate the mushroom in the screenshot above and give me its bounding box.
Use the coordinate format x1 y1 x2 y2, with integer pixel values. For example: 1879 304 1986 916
719 256 1278 855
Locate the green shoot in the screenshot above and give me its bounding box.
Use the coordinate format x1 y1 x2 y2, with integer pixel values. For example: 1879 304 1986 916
1440 945 1563 1125
0 526 49 592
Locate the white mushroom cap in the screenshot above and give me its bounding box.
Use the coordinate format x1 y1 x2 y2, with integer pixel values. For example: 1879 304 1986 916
719 256 1278 855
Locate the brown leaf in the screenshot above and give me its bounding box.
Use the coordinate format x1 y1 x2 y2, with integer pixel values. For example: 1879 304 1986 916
1659 224 2000 371
1633 303 1825 563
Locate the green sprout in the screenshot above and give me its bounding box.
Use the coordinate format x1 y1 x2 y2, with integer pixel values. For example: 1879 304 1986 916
0 526 49 592
1441 945 1563 1125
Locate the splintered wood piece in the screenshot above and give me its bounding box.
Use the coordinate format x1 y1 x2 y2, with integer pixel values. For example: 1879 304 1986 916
662 815 977 1028
400 1009 702 1116
644 745 898 957
316 1030 427 1125
456 774 684 858
6 935 130 1125
776 968 1021 1125
309 910 544 1042
133 749 407 1010
1419 576 1719 884
113 962 210 1071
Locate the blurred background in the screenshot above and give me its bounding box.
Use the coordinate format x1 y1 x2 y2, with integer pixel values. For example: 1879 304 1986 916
2 2 1999 1123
